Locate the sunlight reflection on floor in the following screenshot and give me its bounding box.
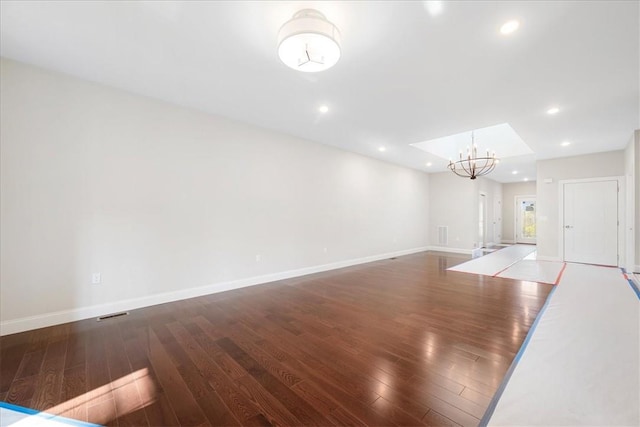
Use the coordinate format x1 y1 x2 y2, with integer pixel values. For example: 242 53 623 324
38 367 157 426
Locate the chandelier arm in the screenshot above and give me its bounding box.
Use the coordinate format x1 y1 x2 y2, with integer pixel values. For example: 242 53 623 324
477 158 497 176
458 159 475 177
485 162 497 174
453 159 475 177
449 168 471 178
448 155 498 180
475 159 491 174
474 163 490 176
448 163 471 178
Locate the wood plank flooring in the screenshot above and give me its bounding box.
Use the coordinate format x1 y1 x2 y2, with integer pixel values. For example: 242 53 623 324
0 251 553 426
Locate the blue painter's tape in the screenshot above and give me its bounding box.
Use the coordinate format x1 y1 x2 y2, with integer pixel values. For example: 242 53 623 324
478 285 557 427
0 401 41 416
0 401 102 427
620 268 640 300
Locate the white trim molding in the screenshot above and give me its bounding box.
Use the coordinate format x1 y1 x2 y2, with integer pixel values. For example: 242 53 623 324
1 246 429 336
536 255 563 262
428 246 473 255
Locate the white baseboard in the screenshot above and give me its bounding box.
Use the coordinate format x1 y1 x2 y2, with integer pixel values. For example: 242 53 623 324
536 255 563 262
501 240 515 244
427 245 473 255
0 246 429 336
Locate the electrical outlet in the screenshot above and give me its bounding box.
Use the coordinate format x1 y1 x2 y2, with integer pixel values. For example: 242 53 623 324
92 272 101 284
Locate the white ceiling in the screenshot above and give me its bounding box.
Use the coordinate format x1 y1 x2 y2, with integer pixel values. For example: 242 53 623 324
1 1 638 183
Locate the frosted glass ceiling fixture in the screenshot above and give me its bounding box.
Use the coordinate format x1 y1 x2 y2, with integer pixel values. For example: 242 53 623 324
448 132 499 180
278 9 341 72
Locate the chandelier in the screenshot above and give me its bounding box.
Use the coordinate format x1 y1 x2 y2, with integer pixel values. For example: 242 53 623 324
448 132 498 180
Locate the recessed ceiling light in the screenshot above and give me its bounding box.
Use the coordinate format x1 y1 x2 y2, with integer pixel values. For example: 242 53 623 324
424 1 444 16
500 20 520 35
512 170 518 175
319 105 329 113
524 177 529 182
426 162 433 167
547 107 560 115
561 141 571 147
378 147 386 152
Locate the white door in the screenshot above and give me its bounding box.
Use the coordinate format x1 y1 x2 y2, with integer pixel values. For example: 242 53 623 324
564 180 618 266
515 196 536 244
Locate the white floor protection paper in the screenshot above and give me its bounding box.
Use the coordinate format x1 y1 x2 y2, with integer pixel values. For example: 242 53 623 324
448 245 537 277
485 263 640 426
496 260 565 285
0 402 99 427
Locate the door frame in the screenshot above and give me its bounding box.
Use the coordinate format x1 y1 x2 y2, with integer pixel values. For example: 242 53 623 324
515 195 536 244
493 196 502 245
625 171 635 272
479 192 487 248
558 176 625 266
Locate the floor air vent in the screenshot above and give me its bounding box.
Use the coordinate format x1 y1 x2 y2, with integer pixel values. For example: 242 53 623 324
97 311 129 321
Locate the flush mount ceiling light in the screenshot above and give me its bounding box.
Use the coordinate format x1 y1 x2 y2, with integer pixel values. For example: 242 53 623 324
278 9 341 72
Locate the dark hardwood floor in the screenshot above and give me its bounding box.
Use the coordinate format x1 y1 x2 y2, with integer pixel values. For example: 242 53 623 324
0 251 553 426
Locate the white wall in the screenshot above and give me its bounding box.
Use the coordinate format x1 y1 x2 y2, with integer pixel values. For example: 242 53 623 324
636 130 640 271
429 172 501 252
627 129 640 272
0 59 430 334
536 151 625 261
429 173 474 251
624 134 635 271
502 181 537 243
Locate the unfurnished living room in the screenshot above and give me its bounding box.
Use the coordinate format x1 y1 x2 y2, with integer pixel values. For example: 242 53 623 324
0 1 639 426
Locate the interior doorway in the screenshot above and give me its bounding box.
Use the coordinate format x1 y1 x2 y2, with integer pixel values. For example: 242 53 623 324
515 196 536 244
562 179 618 266
479 193 487 248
